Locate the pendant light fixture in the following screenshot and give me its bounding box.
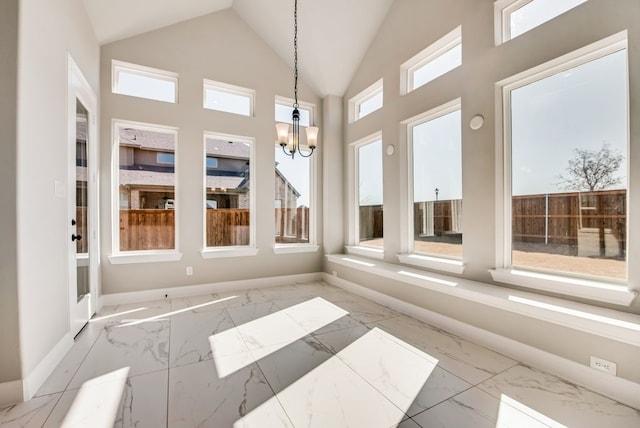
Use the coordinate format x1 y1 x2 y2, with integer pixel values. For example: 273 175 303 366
275 0 318 159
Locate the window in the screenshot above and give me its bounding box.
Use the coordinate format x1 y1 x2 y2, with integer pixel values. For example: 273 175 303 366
204 134 254 249
355 135 384 248
401 26 462 94
407 100 462 259
275 147 312 244
157 152 175 165
114 121 178 252
275 97 312 127
349 79 383 122
496 0 588 43
500 34 628 282
112 60 177 103
203 80 254 116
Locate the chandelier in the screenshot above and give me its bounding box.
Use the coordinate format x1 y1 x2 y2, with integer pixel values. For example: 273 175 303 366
275 0 318 159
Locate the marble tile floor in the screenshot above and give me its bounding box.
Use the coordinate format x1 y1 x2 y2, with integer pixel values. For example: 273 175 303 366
1 281 639 427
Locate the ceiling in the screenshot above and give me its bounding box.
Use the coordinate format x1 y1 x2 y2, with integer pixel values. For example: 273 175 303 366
81 0 394 97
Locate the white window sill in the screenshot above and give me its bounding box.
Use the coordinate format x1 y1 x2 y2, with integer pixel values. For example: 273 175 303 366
397 253 465 275
273 244 319 255
346 245 384 260
201 247 259 259
108 251 183 265
489 268 637 307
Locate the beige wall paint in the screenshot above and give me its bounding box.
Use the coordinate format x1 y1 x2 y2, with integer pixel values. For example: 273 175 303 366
0 0 21 385
337 0 640 383
100 9 323 295
16 0 99 379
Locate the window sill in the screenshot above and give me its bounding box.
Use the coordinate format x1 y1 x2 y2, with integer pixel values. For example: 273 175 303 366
273 244 319 255
108 251 183 265
345 245 384 260
201 247 259 259
489 268 637 307
397 253 465 275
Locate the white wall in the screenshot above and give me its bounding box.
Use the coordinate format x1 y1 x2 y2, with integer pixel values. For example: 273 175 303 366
100 9 323 295
334 0 640 384
0 0 21 388
16 0 99 385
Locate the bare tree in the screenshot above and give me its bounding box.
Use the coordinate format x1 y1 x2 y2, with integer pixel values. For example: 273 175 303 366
557 144 623 191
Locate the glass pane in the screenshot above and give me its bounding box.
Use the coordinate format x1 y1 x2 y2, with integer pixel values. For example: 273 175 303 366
358 91 383 119
205 138 251 247
275 148 310 243
358 139 383 247
510 0 588 39
412 110 462 258
412 44 461 90
510 49 627 280
115 70 176 103
118 126 176 251
275 103 311 127
204 88 251 116
75 100 89 300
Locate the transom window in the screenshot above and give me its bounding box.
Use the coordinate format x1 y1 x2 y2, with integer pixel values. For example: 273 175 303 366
349 79 383 122
112 60 178 103
203 80 255 117
496 0 588 43
401 26 462 94
500 33 628 282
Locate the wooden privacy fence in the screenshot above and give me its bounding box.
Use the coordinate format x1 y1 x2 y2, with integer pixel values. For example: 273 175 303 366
512 189 626 254
75 206 88 253
120 209 176 251
275 207 309 243
413 200 463 238
206 209 250 247
359 205 384 240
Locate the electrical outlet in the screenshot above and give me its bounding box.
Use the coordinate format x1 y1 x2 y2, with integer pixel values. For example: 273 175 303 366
590 356 617 375
186 266 193 276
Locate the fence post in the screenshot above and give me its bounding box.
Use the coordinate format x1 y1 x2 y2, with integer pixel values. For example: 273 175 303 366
545 193 549 245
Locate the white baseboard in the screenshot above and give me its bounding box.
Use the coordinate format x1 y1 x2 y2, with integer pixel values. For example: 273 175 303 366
22 332 74 402
323 273 640 411
0 380 23 407
100 273 323 307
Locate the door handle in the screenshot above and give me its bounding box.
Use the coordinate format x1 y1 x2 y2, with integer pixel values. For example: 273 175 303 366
72 234 82 242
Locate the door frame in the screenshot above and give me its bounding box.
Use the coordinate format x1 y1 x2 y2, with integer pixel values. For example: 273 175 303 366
67 54 99 335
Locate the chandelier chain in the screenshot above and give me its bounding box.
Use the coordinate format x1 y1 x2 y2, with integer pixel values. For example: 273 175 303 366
293 0 299 108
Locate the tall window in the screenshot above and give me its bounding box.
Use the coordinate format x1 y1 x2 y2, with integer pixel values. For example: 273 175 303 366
357 137 384 248
409 101 462 259
112 60 177 103
275 148 312 244
204 135 253 248
496 0 588 43
401 26 462 94
115 122 177 252
504 38 628 281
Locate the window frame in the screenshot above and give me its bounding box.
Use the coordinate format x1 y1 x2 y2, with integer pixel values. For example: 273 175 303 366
348 79 383 123
202 132 257 258
494 0 589 45
203 79 255 117
400 26 462 95
346 131 384 259
399 98 465 274
493 31 635 305
109 120 181 264
112 60 178 104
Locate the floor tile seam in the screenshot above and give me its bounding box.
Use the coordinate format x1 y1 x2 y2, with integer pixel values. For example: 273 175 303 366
57 324 110 395
251 360 297 428
30 391 64 428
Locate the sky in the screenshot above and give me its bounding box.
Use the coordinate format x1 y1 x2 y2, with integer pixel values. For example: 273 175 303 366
359 139 383 206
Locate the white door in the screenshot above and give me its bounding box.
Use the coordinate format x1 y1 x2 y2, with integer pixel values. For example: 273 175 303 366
68 56 98 337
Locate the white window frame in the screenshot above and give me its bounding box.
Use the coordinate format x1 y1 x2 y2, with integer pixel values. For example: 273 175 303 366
109 120 181 264
494 0 588 45
202 132 258 259
346 131 384 259
492 31 635 306
348 79 383 123
203 79 255 117
112 60 178 103
400 26 462 95
274 96 315 128
398 99 465 274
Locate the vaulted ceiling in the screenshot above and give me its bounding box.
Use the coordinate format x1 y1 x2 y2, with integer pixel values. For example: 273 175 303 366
81 0 395 97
